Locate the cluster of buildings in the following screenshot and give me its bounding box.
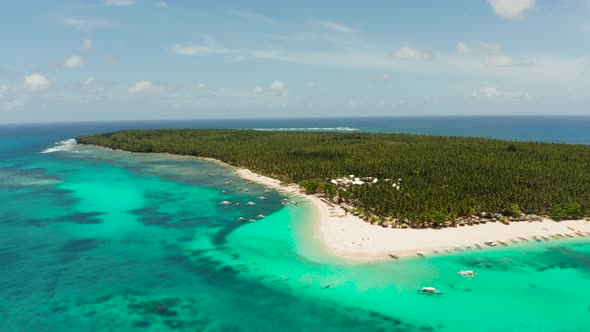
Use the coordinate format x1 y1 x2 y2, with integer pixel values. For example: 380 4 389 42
329 175 402 190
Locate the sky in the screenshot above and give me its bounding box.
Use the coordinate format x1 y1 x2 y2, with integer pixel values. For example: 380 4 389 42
1 0 590 123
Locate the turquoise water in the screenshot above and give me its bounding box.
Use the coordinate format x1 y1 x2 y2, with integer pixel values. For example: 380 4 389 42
1 121 590 331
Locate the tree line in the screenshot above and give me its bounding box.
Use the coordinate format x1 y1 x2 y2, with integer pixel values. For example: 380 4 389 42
77 129 590 224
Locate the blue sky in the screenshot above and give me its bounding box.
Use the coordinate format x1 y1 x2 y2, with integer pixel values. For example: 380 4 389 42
1 0 590 123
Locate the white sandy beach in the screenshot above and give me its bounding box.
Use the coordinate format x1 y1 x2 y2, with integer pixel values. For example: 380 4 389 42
230 164 590 260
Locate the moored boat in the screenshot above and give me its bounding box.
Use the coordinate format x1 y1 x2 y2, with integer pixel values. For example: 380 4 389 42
417 287 442 295
220 200 231 206
457 270 477 278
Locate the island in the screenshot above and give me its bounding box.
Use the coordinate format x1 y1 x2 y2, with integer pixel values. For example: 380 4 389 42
77 129 590 258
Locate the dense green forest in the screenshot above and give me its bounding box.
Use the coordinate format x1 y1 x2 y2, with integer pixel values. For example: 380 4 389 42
77 129 590 225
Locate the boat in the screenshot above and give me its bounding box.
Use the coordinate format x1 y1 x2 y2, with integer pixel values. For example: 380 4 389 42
453 246 462 251
432 249 439 254
575 231 586 237
237 217 246 221
417 287 442 295
532 236 542 242
220 200 231 206
457 270 477 278
518 236 529 242
474 243 482 248
258 196 267 200
497 240 508 246
388 254 399 259
234 202 240 206
541 235 550 240
221 190 228 194
484 241 497 247
565 233 575 238
248 219 256 222
416 251 425 257
256 214 265 219
246 202 257 206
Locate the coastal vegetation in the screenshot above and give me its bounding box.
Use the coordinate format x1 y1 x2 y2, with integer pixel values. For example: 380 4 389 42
77 129 590 226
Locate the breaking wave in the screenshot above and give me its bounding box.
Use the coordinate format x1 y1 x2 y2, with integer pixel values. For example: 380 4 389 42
253 127 359 132
41 139 77 154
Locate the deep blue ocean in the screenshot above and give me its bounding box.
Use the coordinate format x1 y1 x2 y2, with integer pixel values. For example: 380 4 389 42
1 116 590 331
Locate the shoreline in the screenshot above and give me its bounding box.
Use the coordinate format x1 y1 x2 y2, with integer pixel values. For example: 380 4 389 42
77 144 590 260
221 159 590 260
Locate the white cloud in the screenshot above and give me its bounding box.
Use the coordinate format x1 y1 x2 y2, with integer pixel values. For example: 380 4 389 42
24 74 50 91
485 55 514 66
253 86 265 93
171 44 229 56
472 86 529 98
270 80 286 90
63 18 112 31
105 0 135 6
456 41 500 55
317 21 354 33
393 47 431 60
155 1 168 8
64 55 85 69
82 39 93 50
83 76 96 87
488 0 535 19
128 81 157 93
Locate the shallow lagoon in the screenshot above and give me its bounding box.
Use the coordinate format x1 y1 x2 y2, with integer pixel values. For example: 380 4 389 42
1 123 589 331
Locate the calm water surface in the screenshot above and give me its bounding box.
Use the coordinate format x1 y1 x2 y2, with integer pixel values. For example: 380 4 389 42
1 118 589 331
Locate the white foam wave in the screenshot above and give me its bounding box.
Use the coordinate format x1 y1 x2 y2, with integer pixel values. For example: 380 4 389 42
41 139 77 154
253 127 359 132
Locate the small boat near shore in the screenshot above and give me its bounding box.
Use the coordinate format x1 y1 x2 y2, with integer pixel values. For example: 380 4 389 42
388 254 399 259
484 241 497 247
417 252 425 257
417 287 442 295
457 270 477 278
518 236 529 242
474 243 482 248
220 200 231 206
497 240 508 246
246 202 257 206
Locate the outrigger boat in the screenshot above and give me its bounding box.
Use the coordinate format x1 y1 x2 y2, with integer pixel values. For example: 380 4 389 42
417 287 442 295
388 254 399 259
457 270 477 278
